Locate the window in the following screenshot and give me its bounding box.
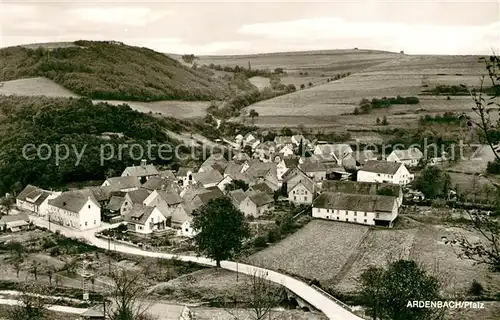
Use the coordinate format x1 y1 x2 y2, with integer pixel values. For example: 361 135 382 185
364 219 367 223
354 218 357 222
294 196 297 200
326 216 329 219
327 209 330 213
88 205 91 209
139 226 143 230
185 228 189 232
293 191 296 194
346 218 349 221
354 212 357 216
85 221 87 226
304 196 306 201
336 217 339 220
364 212 367 217
94 220 96 225
376 213 380 218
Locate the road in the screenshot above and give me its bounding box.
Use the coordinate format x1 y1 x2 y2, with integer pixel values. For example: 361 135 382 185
0 298 88 315
30 216 364 320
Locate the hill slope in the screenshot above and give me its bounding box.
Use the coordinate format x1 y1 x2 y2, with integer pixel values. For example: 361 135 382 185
0 41 251 101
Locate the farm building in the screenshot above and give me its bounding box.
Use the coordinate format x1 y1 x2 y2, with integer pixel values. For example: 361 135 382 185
312 192 399 227
357 161 413 185
47 190 101 231
16 185 61 217
386 147 423 167
321 180 403 207
0 213 30 232
288 178 315 205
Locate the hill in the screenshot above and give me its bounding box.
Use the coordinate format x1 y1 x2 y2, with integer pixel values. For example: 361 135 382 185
0 40 254 102
0 95 195 195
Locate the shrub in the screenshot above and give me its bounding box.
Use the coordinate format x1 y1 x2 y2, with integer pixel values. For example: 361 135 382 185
468 280 484 296
266 228 281 243
254 236 268 248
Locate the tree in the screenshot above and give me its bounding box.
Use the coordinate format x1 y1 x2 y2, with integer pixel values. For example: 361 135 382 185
7 283 49 320
300 84 305 89
192 197 250 267
376 117 380 125
296 139 305 156
269 74 282 90
308 82 313 87
358 260 443 320
286 84 296 93
105 266 156 320
413 166 451 199
249 109 259 124
7 242 25 278
226 180 249 192
381 116 389 125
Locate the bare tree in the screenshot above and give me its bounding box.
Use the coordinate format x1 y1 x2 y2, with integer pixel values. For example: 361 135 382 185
7 283 49 320
226 270 285 320
105 265 157 320
457 55 500 271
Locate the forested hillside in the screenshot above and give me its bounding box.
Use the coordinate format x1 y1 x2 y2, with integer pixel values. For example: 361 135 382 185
0 41 255 101
0 96 191 194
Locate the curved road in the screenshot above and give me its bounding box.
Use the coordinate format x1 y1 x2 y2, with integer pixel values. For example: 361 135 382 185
30 217 364 320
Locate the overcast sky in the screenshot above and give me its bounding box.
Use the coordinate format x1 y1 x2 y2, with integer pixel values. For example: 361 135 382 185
0 0 498 55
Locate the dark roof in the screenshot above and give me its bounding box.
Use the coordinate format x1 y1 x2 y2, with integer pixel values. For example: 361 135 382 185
201 153 228 169
313 192 397 213
125 204 156 225
142 176 174 191
16 185 51 205
48 190 100 213
248 191 274 207
196 188 224 205
105 196 125 211
0 213 30 224
177 167 194 177
87 186 116 202
288 178 315 194
322 180 401 196
229 189 247 206
192 170 223 186
283 157 300 168
300 161 327 173
126 188 151 204
159 170 176 179
225 161 244 177
245 162 276 179
281 167 309 183
157 190 183 205
361 160 403 175
122 164 159 177
250 182 274 195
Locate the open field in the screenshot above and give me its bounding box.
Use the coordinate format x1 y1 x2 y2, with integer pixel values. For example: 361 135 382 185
0 77 211 119
247 220 369 282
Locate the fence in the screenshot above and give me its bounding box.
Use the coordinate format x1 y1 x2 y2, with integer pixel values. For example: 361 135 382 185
311 284 353 312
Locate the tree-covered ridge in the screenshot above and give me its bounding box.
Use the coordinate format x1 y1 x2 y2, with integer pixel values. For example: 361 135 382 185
0 41 253 101
0 96 186 195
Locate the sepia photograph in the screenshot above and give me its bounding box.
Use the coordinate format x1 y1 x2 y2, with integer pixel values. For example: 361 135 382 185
0 0 499 319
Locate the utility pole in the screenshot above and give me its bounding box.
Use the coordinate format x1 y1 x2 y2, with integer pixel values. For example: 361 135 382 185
108 236 111 274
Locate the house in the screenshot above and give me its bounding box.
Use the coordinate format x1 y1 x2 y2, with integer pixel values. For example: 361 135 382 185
278 145 294 157
325 165 351 181
48 190 101 230
142 176 177 192
386 147 424 167
120 188 151 216
248 182 274 195
121 159 159 182
274 136 293 148
253 141 277 161
0 213 30 232
16 185 61 217
124 204 169 234
143 189 183 218
288 178 315 205
233 152 251 161
217 175 234 192
192 187 224 209
176 167 196 187
238 191 274 217
158 170 176 180
291 134 305 146
312 192 399 227
321 180 403 207
299 162 328 182
199 153 228 173
102 176 141 192
224 161 244 177
171 202 197 238
277 157 300 181
313 144 353 165
281 167 312 191
242 133 257 146
192 170 224 188
229 189 248 207
87 186 123 206
245 162 279 191
105 196 125 216
357 160 414 185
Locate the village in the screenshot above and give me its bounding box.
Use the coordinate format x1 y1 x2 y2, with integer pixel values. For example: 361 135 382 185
4 132 429 243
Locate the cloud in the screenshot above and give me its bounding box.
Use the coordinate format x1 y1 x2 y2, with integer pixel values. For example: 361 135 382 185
237 17 500 54
68 6 171 26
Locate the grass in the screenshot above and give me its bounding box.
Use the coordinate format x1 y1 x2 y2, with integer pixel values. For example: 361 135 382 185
0 40 252 101
246 220 369 282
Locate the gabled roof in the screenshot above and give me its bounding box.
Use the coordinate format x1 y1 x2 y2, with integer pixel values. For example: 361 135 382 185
141 176 174 191
288 178 315 194
126 188 151 204
361 160 403 175
157 190 183 205
390 147 423 161
158 170 176 179
245 162 276 179
0 213 29 224
125 204 158 224
256 141 276 151
225 161 244 177
201 153 228 170
106 196 125 211
233 152 251 161
196 188 224 206
248 191 274 207
192 170 223 186
48 190 100 214
283 157 300 169
177 167 195 177
322 180 401 196
105 176 141 190
16 185 51 205
281 167 309 183
249 182 274 195
315 144 353 161
87 185 118 202
172 202 195 224
292 134 305 143
274 136 292 145
229 189 247 206
122 164 159 177
313 192 397 213
299 161 327 173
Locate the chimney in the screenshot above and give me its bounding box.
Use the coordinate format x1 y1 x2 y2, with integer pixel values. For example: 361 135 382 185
140 159 147 167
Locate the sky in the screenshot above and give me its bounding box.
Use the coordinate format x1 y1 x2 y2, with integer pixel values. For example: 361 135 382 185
0 0 499 55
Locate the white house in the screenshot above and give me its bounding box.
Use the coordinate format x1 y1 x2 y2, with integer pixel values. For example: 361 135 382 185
16 185 61 217
282 167 312 191
321 180 403 207
176 167 196 187
313 144 353 165
357 160 414 185
278 145 294 157
299 162 328 182
237 191 274 217
291 134 305 147
274 136 293 149
124 204 169 234
48 191 101 231
276 157 299 181
288 178 315 205
143 189 183 217
386 147 424 167
217 175 234 192
121 159 159 182
312 192 399 227
192 170 224 189
102 176 141 192
120 188 151 216
171 202 196 238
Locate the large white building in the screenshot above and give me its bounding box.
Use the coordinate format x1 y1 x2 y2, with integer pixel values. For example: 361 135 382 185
47 190 101 231
357 160 414 185
16 185 61 217
312 192 399 227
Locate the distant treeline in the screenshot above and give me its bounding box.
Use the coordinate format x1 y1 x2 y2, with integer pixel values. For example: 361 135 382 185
207 63 273 78
354 96 420 114
422 84 498 96
419 112 465 125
